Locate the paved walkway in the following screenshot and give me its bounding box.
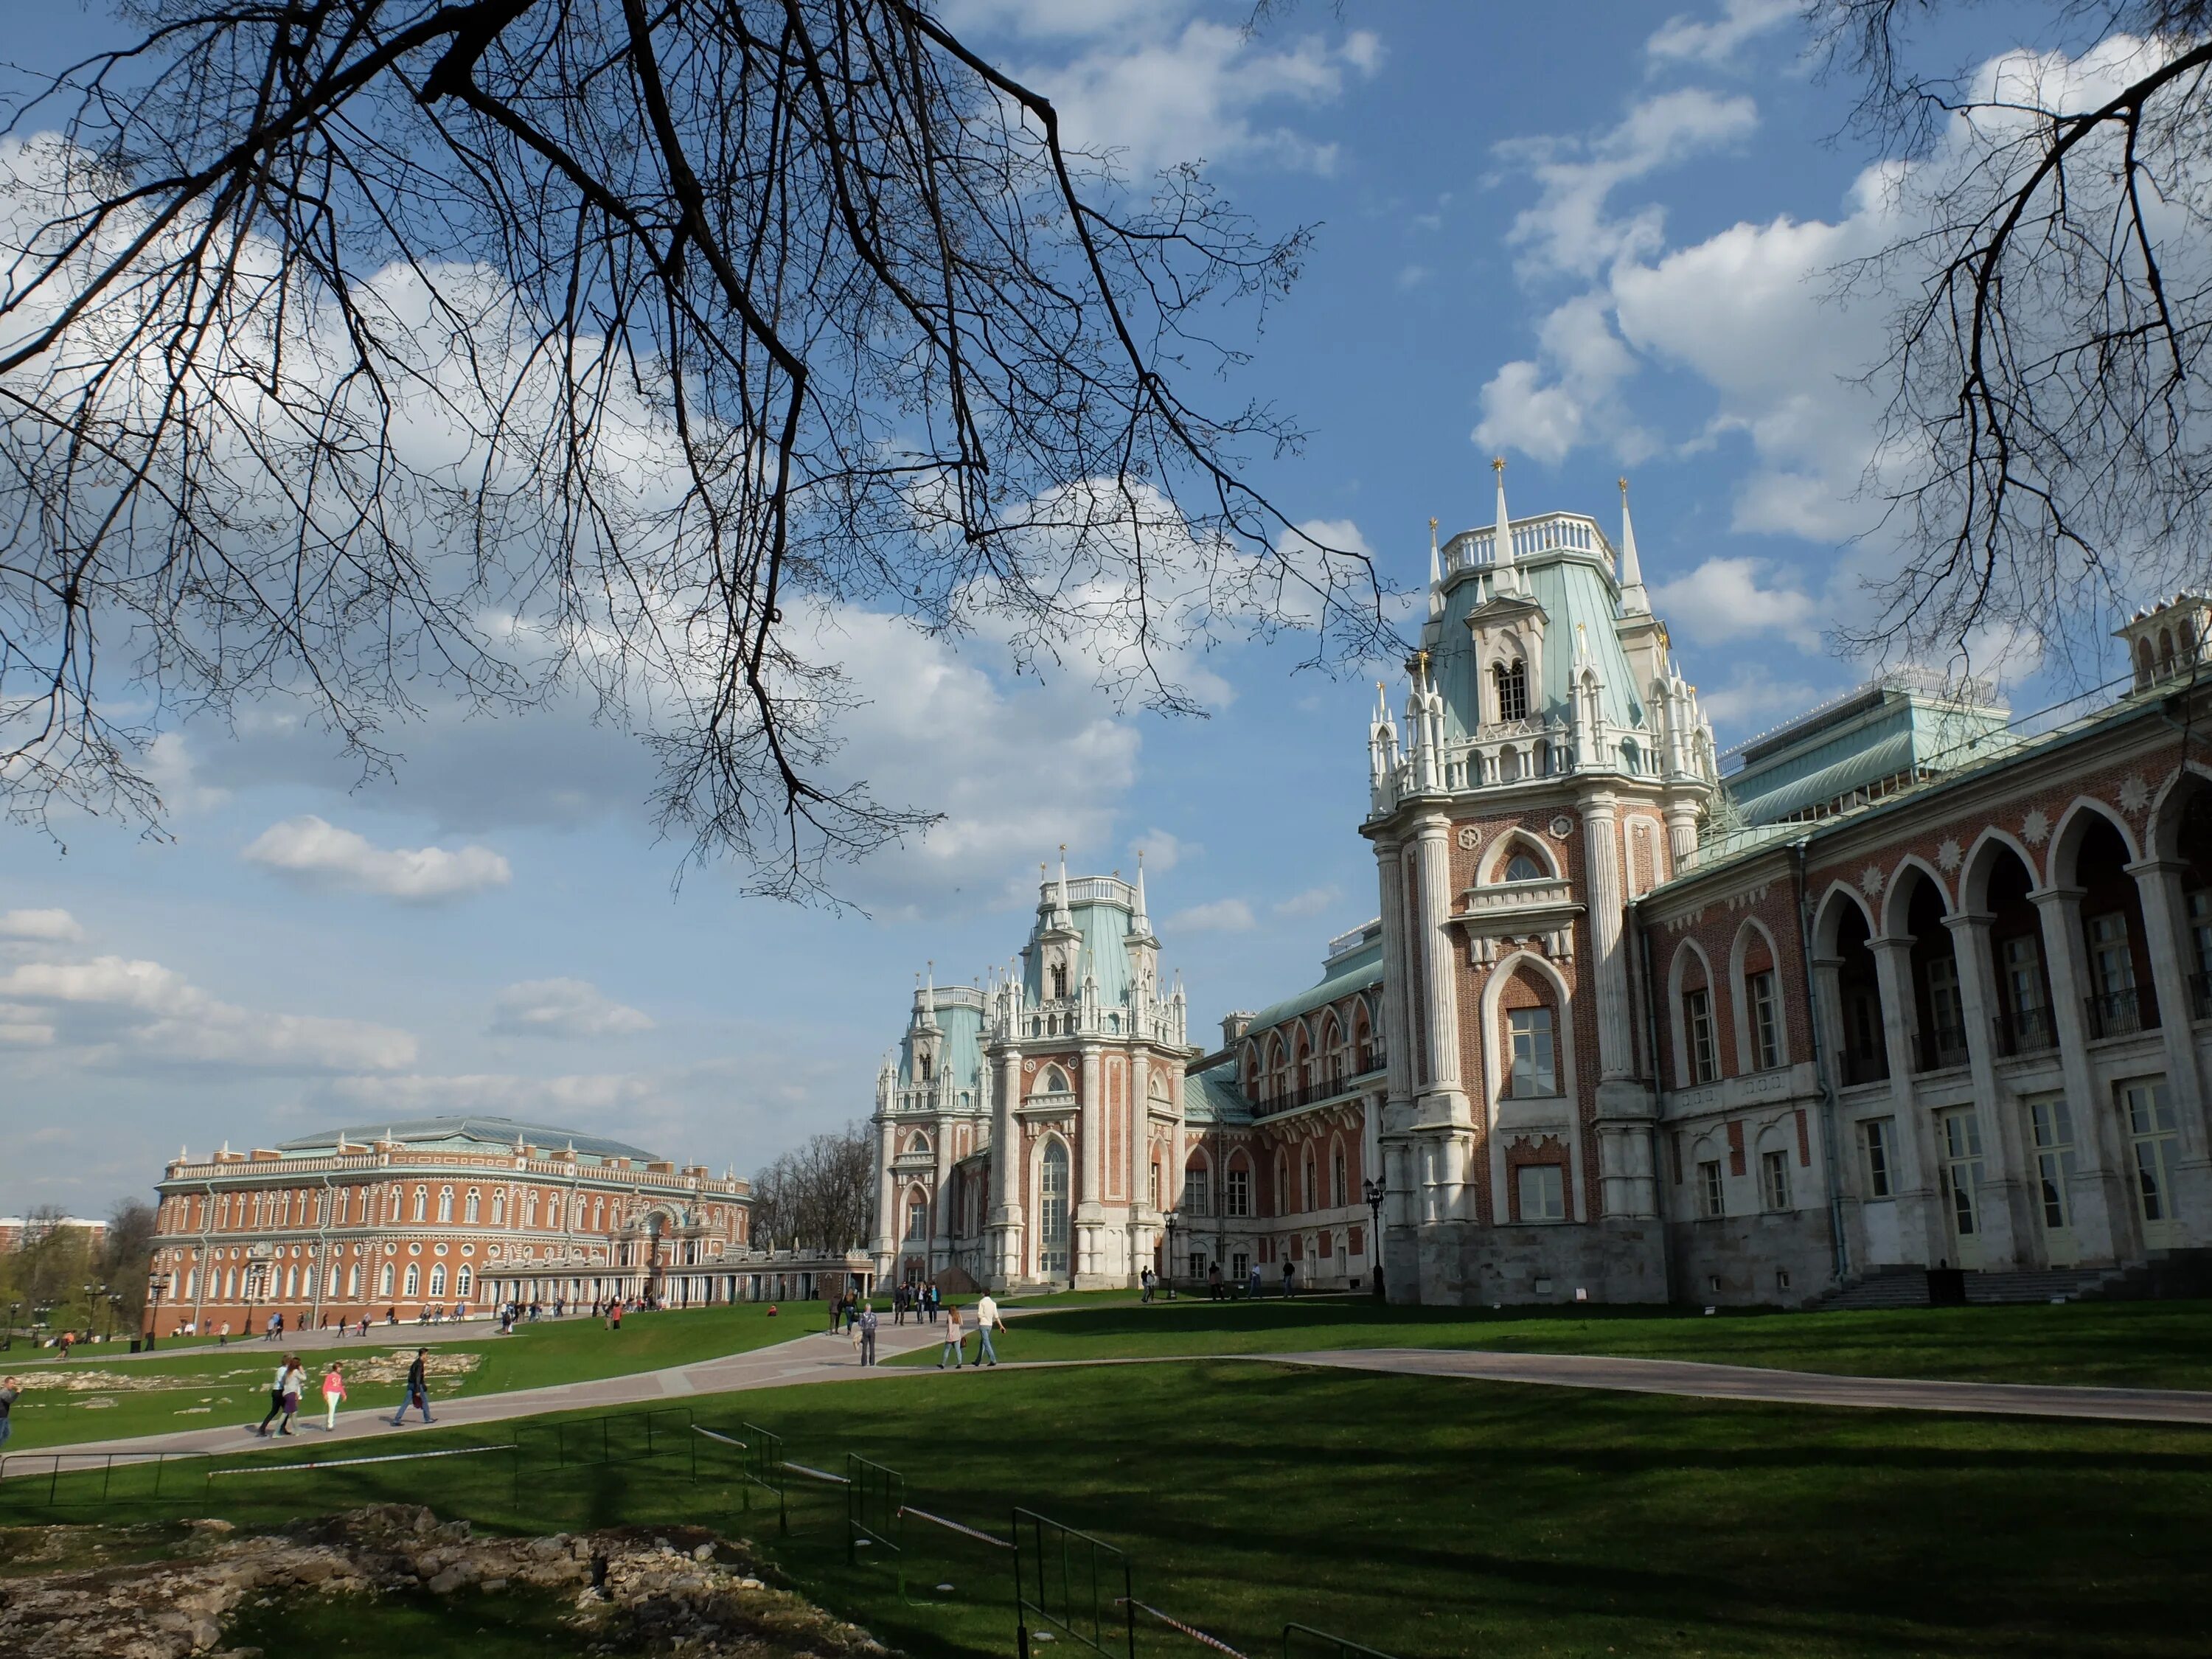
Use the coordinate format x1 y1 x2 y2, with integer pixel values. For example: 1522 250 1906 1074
9 1319 967 1467
18 1332 2212 1472
1263 1347 2212 1426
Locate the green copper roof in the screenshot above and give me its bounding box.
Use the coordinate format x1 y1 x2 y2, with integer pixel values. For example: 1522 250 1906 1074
1242 938 1382 1036
1184 1061 1251 1126
1428 543 1648 742
275 1116 659 1165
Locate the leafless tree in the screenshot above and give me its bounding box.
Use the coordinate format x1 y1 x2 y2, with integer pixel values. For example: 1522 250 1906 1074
748 1119 873 1251
0 1 1390 897
1819 2 2212 674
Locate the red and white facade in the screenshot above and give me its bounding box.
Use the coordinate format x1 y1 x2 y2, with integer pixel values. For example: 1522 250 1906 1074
147 1116 748 1335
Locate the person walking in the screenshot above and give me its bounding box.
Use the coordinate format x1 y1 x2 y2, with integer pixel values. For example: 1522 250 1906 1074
0 1377 19 1453
972 1293 1003 1367
276 1360 305 1436
389 1349 434 1426
1282 1259 1297 1299
936 1301 964 1369
856 1301 879 1367
320 1362 347 1430
1248 1263 1262 1301
256 1354 291 1436
1208 1262 1224 1300
1140 1266 1154 1304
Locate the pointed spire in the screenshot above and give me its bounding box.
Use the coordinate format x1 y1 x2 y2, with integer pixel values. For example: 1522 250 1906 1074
1491 456 1517 594
1050 844 1074 931
1427 516 1444 620
1132 849 1153 939
1618 476 1650 615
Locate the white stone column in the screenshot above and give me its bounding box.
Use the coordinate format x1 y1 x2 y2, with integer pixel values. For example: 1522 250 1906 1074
871 1114 897 1275
1411 813 1470 1235
1662 799 1700 866
1867 936 1946 1264
1413 817 1463 1098
987 1047 1024 1287
1943 911 2034 1265
2029 886 2132 1262
2125 858 2212 1204
1075 1044 1105 1281
929 1116 953 1275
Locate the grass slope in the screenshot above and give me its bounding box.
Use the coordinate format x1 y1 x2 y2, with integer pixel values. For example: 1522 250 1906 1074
899 1293 2212 1391
2 1302 804 1450
17 1360 2212 1658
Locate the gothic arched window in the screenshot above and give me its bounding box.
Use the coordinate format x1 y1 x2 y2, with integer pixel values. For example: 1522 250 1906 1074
1505 852 1546 883
1492 658 1529 723
1051 961 1070 999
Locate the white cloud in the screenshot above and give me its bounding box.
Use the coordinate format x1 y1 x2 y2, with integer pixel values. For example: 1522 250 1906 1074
243 815 512 902
492 978 655 1039
1503 88 1759 279
1700 667 1830 737
0 908 83 942
1132 829 1197 874
984 10 1383 178
1649 557 1823 650
1273 886 1339 919
1646 0 1798 67
1397 264 1431 291
1167 897 1256 933
0 954 415 1071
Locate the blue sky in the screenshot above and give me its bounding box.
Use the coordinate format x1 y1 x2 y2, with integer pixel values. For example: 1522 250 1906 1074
1 0 2084 1214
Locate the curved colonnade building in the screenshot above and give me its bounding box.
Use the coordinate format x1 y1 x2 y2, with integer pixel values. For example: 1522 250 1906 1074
147 1116 748 1335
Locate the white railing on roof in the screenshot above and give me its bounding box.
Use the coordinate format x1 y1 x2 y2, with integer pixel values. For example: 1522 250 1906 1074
1060 875 1135 906
1441 512 1613 577
1324 919 1380 960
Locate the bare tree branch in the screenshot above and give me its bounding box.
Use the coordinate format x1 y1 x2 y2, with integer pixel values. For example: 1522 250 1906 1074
0 1 1393 899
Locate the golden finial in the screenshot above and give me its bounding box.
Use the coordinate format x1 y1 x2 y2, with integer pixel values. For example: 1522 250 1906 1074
1618 476 1629 494
1492 456 1506 474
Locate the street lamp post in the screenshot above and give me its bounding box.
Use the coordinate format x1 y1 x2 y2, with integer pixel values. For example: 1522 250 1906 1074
3 1298 18 1350
1161 1208 1177 1301
146 1273 170 1349
1362 1178 1387 1300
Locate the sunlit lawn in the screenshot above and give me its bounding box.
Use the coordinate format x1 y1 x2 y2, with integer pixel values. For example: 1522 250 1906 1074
1 1300 805 1450
15 1359 2212 1659
908 1293 2212 1391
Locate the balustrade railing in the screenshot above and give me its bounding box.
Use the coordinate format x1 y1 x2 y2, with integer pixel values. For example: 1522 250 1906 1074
2085 986 2157 1040
1992 1004 2059 1057
1837 1046 1891 1088
1252 1065 1385 1119
1913 1025 1970 1074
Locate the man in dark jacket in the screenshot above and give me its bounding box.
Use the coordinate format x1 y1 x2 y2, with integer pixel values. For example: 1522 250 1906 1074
389 1349 434 1426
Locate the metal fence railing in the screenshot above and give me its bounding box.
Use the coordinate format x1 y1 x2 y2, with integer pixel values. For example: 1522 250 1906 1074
1014 1506 1134 1659
0 1448 194 1505
510 1404 695 1500
846 1453 905 1597
5 1414 1405 1659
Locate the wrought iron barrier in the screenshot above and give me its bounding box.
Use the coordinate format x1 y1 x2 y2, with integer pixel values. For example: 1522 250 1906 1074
0 1448 192 1506
1012 1507 1133 1659
846 1453 906 1598
510 1404 695 1500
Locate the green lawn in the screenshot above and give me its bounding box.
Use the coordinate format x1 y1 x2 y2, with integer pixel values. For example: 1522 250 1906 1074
14 1359 2211 1658
899 1293 2212 1391
1 1301 806 1450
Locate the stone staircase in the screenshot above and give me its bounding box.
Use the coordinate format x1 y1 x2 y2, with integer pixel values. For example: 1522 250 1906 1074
1812 1262 2139 1311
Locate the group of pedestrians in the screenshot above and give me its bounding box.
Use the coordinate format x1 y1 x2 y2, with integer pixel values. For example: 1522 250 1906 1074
891 1281 943 1325
254 1357 350 1435
936 1293 1004 1369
